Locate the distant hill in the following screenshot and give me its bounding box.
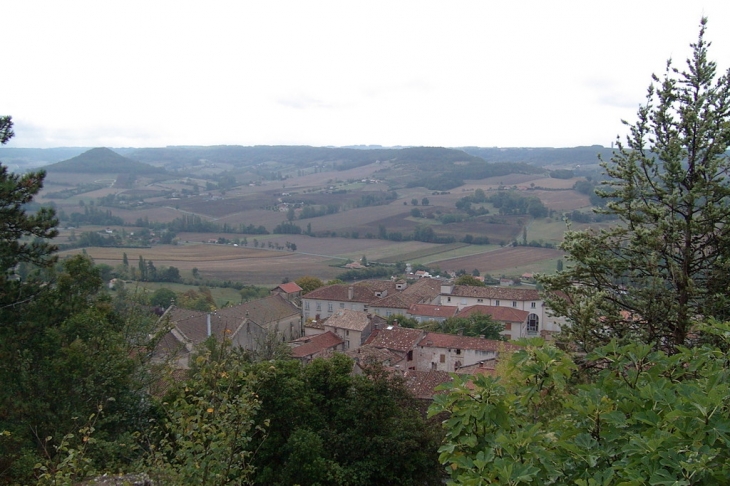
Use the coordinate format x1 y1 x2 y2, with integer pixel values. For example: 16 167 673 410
44 147 166 174
460 146 615 167
120 145 538 190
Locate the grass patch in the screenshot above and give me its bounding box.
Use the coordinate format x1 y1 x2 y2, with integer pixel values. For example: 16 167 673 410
117 281 248 308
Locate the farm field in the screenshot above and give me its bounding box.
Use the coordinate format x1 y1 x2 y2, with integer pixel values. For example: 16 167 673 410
36 147 607 286
428 246 564 276
59 244 347 286
57 235 560 286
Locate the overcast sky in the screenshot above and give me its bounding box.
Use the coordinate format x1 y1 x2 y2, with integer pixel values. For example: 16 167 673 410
3 1 729 149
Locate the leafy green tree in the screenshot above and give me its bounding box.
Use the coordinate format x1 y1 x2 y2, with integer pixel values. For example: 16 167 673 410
144 342 263 485
454 274 485 287
0 255 160 483
425 314 505 340
150 287 177 308
540 19 730 352
295 275 324 294
248 355 444 486
430 326 730 484
385 314 419 328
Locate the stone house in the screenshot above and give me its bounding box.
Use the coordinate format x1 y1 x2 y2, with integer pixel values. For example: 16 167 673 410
155 294 301 368
406 303 458 323
455 304 530 340
415 332 520 372
290 331 344 363
301 278 441 321
321 309 386 351
270 281 303 305
439 283 562 337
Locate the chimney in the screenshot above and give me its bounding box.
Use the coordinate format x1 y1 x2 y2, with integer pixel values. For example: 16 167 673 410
348 286 354 300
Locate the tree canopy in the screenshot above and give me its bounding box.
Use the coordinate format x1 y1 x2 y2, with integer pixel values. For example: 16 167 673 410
430 329 730 484
540 18 730 352
0 116 58 307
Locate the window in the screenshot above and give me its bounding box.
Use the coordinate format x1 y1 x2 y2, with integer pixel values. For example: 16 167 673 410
495 300 500 306
531 302 536 309
527 313 539 334
386 310 392 317
439 354 446 363
305 301 310 310
447 297 451 302
340 302 345 309
328 303 333 312
316 303 321 311
407 350 413 361
512 301 517 307
477 298 483 303
460 298 467 305
456 348 461 355
346 330 349 336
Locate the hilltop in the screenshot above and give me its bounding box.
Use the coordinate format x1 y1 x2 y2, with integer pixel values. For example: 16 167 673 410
44 147 166 174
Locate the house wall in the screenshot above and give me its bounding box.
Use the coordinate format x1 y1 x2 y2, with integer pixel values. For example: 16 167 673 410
415 345 497 372
323 325 369 351
367 305 409 319
439 294 562 335
302 298 367 320
271 315 303 341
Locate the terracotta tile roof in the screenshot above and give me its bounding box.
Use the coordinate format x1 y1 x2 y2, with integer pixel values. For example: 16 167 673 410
275 282 303 293
448 285 541 301
216 294 300 324
372 292 422 309
402 278 443 299
400 369 454 400
290 331 344 358
456 305 529 322
346 344 405 367
323 309 373 331
303 279 442 309
418 332 521 352
303 281 397 303
163 295 299 346
408 304 458 319
366 326 425 352
167 307 242 345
